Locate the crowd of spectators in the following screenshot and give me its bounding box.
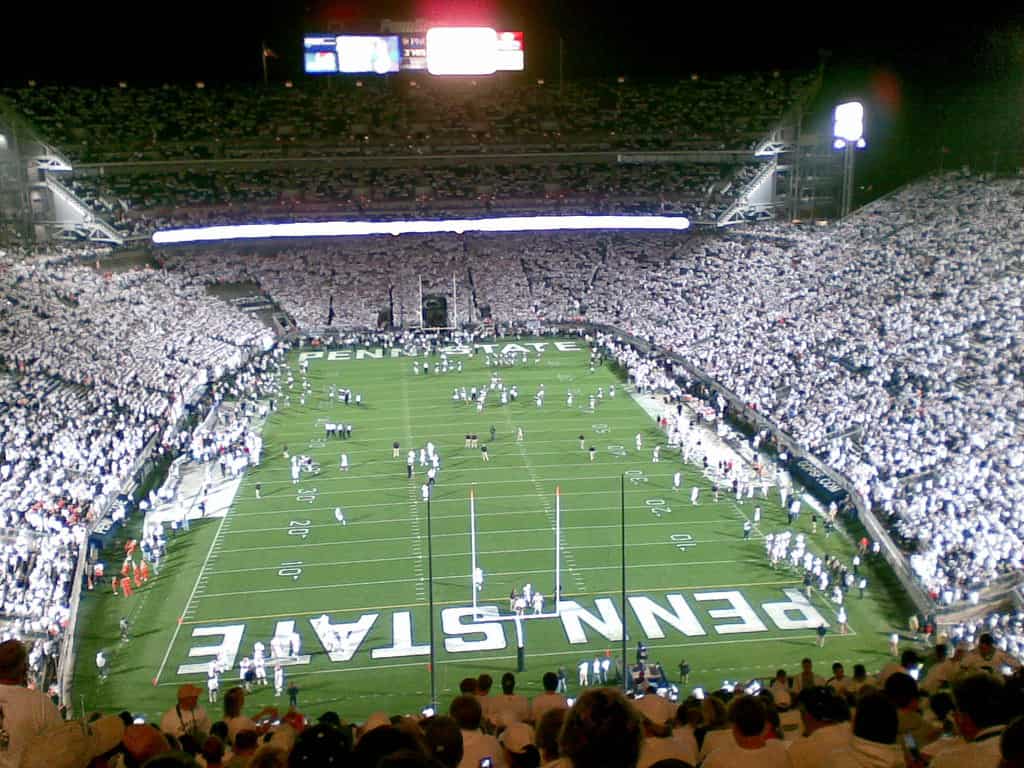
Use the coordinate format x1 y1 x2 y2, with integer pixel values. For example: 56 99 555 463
5 74 805 237
7 631 1024 768
67 160 727 236
0 245 278 687
3 151 1024 767
7 64 1024 768
155 171 1024 606
3 73 814 163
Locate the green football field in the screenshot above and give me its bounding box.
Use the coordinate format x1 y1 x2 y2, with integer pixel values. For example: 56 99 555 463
72 338 913 722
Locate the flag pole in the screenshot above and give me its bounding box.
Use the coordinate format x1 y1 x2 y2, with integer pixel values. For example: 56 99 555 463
261 42 268 85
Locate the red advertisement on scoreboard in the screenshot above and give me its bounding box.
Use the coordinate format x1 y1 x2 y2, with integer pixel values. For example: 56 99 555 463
495 31 524 72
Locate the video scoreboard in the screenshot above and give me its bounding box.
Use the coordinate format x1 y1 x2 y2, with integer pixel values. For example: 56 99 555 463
303 27 524 76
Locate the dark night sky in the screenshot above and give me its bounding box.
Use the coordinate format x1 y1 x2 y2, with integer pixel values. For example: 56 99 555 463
1 1 1021 84
2 1 1022 193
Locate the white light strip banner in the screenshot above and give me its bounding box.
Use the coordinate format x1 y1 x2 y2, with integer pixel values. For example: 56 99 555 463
151 215 689 245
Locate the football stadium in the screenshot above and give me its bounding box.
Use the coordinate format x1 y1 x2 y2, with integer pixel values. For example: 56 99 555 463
1 7 1024 768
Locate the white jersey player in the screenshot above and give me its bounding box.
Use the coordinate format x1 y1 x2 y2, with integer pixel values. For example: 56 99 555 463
254 654 267 686
207 661 220 703
513 596 527 616
532 591 544 615
274 664 284 697
335 507 347 526
239 657 252 690
673 471 682 492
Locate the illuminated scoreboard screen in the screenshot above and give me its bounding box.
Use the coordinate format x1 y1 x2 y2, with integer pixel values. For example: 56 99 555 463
303 35 401 75
399 33 428 71
304 27 524 76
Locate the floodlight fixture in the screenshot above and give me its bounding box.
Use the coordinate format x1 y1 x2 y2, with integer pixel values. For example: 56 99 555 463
833 101 864 143
833 101 866 219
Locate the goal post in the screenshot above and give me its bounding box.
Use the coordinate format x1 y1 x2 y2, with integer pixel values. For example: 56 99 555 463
469 485 564 622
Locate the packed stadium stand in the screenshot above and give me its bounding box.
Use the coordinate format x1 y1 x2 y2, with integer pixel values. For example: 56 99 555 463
1 74 810 237
3 74 812 162
3 70 1024 768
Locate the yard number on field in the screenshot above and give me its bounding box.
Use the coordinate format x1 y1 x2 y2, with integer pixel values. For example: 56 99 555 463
670 533 696 552
279 561 303 580
646 498 670 518
624 470 648 484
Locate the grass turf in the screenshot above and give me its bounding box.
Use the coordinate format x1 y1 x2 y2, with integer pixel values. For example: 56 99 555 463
72 338 913 722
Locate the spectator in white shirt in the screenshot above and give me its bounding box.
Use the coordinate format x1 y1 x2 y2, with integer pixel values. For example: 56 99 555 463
932 674 1009 768
560 688 642 768
702 694 793 768
450 695 507 768
824 692 903 768
788 687 852 768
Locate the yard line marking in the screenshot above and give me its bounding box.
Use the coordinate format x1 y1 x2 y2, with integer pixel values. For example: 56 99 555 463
215 523 755 547
270 414 646 436
274 448 666 465
203 539 762 573
400 371 429 604
204 555 765 577
229 499 752 524
153 509 232 684
229 488 718 517
240 467 690 490
504 406 587 594
195 575 800 601
219 513 761 538
159 629 856 683
179 578 803 625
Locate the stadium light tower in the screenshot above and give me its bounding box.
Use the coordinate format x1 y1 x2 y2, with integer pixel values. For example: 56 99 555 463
833 101 867 218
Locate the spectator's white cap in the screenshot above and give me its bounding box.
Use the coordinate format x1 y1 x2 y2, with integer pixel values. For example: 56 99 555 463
20 715 125 768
